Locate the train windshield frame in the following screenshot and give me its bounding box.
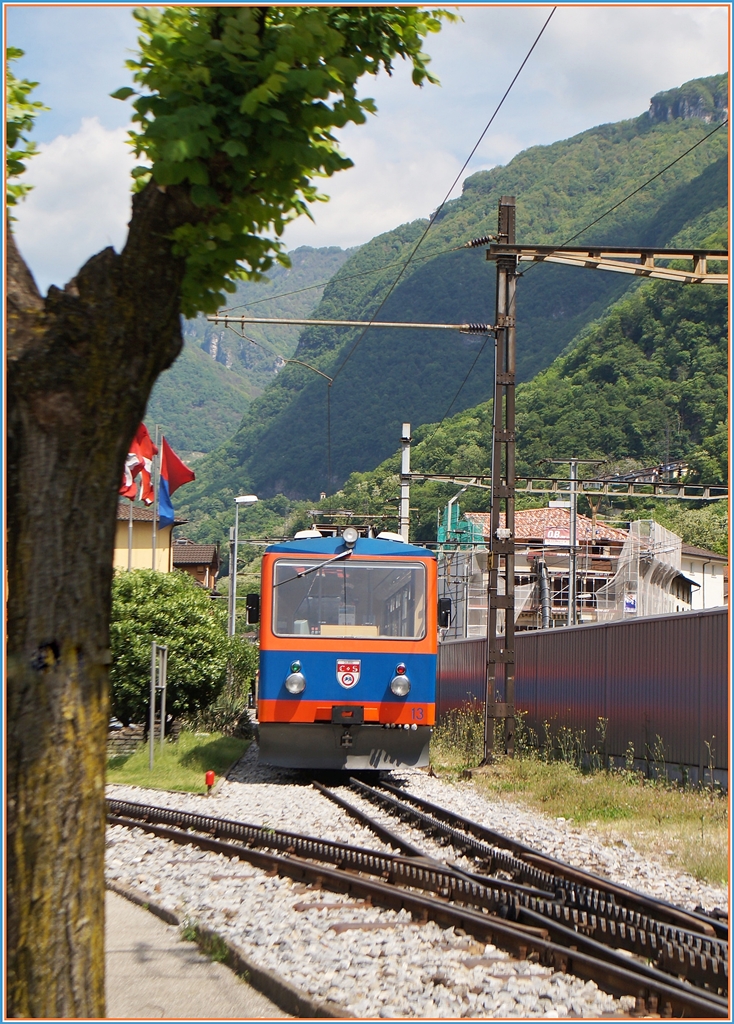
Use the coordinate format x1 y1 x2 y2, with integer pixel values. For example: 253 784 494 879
271 558 427 640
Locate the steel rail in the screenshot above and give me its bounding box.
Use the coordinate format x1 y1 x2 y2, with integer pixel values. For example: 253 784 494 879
108 799 726 999
312 783 555 900
375 780 728 941
107 798 551 901
342 781 727 993
106 805 726 1017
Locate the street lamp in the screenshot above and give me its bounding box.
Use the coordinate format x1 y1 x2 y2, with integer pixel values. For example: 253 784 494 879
229 494 258 636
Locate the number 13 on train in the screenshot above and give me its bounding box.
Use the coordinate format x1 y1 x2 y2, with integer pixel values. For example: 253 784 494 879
250 527 450 769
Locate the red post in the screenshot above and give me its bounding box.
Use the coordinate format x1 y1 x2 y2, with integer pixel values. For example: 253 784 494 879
205 770 215 794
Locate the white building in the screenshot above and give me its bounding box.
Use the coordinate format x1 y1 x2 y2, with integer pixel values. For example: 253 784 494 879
682 544 728 609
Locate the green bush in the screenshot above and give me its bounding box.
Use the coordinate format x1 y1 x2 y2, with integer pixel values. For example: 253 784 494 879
184 636 258 737
110 569 231 726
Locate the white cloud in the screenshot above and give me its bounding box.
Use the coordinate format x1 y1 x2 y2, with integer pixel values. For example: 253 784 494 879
285 5 728 251
284 127 465 250
12 118 136 294
10 6 728 271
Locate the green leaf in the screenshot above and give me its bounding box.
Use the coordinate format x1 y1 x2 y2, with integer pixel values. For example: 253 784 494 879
191 184 221 208
110 86 136 101
118 4 451 315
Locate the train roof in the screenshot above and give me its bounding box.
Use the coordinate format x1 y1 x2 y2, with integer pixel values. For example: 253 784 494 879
264 536 436 558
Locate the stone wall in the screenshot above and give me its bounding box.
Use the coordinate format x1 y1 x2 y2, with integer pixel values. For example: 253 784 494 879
107 724 145 759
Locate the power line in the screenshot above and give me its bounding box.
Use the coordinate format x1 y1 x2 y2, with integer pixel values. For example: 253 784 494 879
423 334 491 446
415 118 729 453
219 242 462 313
519 118 728 277
329 6 557 384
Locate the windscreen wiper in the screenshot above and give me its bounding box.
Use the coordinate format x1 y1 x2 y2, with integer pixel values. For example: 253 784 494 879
274 548 352 587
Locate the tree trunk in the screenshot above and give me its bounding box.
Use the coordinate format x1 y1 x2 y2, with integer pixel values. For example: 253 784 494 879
6 182 198 1016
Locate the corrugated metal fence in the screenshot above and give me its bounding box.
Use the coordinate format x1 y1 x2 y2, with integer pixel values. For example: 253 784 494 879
437 607 728 774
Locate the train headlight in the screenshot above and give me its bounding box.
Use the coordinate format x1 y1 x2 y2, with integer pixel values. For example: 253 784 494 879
390 664 410 697
285 662 306 694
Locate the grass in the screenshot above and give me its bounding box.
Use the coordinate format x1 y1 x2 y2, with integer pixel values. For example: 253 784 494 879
107 730 249 793
181 921 230 963
431 707 728 887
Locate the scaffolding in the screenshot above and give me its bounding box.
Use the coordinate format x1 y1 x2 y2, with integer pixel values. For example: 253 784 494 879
437 547 535 639
595 520 686 620
438 520 692 635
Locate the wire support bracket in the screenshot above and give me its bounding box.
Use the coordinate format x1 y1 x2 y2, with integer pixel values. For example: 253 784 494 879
486 244 728 285
208 315 497 334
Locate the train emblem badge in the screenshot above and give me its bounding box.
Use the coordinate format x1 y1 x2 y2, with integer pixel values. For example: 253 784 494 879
336 660 361 688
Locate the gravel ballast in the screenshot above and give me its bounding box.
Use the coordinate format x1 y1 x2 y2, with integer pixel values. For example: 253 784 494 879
106 744 727 1018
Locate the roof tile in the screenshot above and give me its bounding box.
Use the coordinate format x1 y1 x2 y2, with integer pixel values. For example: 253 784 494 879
172 545 219 566
465 507 628 543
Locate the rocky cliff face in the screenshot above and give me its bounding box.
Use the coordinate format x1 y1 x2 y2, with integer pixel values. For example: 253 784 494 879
649 73 728 124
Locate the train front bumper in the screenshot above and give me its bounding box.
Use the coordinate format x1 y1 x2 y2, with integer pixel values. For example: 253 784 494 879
257 722 432 770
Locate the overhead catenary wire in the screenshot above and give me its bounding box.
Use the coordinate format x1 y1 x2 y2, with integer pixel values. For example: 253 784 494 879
428 118 730 455
221 9 554 500
329 6 557 384
224 324 334 488
518 118 729 277
219 242 463 313
423 335 491 447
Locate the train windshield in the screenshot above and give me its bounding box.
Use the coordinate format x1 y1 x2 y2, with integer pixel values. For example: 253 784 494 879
272 559 426 640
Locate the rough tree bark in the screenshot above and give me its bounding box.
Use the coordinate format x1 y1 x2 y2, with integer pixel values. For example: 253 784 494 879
6 182 201 1016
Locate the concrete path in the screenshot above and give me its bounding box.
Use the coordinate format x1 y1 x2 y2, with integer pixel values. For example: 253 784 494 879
105 890 290 1019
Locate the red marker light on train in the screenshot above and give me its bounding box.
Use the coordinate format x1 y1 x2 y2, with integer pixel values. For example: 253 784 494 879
395 663 406 675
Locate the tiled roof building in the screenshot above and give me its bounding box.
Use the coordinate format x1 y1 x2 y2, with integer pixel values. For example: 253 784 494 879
464 508 628 544
172 539 220 589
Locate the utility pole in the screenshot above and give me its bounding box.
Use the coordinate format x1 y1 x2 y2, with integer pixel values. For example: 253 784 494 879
568 460 577 627
228 526 236 636
151 424 161 570
399 423 411 542
484 197 518 761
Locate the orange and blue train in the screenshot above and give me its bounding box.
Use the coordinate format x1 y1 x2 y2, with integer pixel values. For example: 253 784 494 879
253 528 448 769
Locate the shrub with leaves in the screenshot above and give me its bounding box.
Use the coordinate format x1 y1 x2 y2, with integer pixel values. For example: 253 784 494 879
113 5 453 316
185 636 259 737
110 569 231 726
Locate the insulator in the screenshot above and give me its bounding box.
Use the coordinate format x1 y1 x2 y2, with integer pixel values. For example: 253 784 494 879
460 323 492 334
464 234 496 248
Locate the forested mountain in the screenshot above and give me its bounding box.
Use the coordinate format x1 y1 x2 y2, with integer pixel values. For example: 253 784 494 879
180 273 728 557
177 74 727 515
325 272 727 533
145 245 352 455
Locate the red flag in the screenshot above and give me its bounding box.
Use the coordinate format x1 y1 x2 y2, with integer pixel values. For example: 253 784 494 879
119 424 158 504
160 437 195 495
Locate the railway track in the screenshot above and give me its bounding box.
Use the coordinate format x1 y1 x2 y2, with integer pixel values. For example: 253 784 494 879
107 795 727 1018
325 778 728 993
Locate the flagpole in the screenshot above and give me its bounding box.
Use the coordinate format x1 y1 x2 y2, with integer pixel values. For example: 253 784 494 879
151 425 161 570
128 498 134 571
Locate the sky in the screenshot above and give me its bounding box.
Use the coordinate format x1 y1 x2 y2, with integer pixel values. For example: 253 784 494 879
6 3 729 294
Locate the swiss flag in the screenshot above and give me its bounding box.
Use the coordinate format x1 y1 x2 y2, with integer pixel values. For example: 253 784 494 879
119 424 158 504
